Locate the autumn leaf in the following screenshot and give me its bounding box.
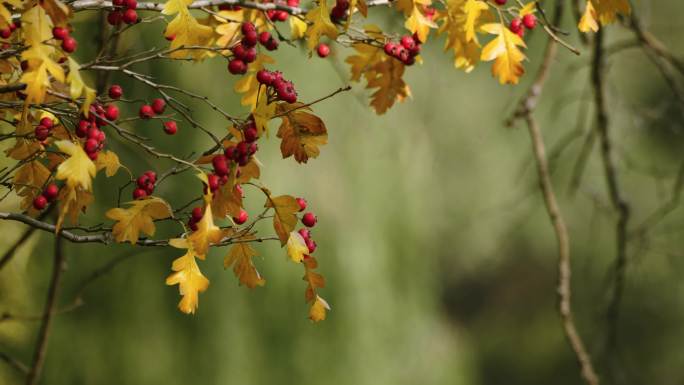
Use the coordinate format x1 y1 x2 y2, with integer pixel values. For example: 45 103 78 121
287 231 309 263
55 140 96 191
215 9 244 47
518 1 536 17
305 0 338 51
345 40 384 82
67 58 96 115
166 242 210 314
367 58 411 114
290 15 308 39
188 203 225 256
265 194 300 246
56 187 94 230
436 0 488 72
480 22 526 85
212 181 243 219
578 1 599 33
163 0 214 59
309 295 330 322
95 150 121 177
13 161 50 196
224 235 265 288
253 86 276 136
276 103 328 163
105 197 172 244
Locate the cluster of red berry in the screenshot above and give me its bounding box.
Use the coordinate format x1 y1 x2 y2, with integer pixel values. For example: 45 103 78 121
330 0 350 22
383 34 421 66
509 13 536 37
107 0 140 26
0 20 19 39
32 183 60 210
52 26 77 53
133 170 156 199
256 69 298 103
228 22 279 75
296 198 319 257
34 117 55 142
76 103 115 160
265 0 299 22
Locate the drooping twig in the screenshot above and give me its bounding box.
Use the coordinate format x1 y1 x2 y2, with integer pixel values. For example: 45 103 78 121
25 236 67 385
0 350 29 374
592 28 631 360
508 2 599 384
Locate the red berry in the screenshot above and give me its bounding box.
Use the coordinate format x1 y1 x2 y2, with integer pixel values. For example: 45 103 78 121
61 36 77 53
298 228 310 240
165 33 175 41
163 121 177 135
275 10 288 21
243 126 258 142
306 238 317 253
0 28 11 39
242 30 258 47
224 146 237 160
494 0 506 4
52 27 68 40
191 207 204 221
144 170 156 182
296 197 307 211
113 0 125 6
97 130 106 143
207 173 220 191
228 59 247 75
44 184 59 201
9 22 18 31
241 21 255 35
136 174 150 188
384 42 396 56
256 70 274 85
258 31 272 46
107 11 122 25
232 44 246 60
76 120 90 137
151 98 166 114
234 209 248 224
35 126 49 141
522 13 536 29
302 212 317 227
287 0 299 5
40 117 54 129
317 43 330 58
264 37 279 51
139 104 154 119
108 84 123 99
212 155 230 176
243 47 256 63
400 35 415 50
123 9 137 24
85 138 99 153
104 104 119 121
33 195 48 210
330 5 346 20
510 18 523 34
188 219 199 231
145 182 154 195
125 0 137 9
133 188 147 199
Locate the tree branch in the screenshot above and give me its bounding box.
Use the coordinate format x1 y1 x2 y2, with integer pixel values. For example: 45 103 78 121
25 236 66 385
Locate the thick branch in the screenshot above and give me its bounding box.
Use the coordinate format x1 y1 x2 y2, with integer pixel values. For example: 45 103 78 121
592 29 631 355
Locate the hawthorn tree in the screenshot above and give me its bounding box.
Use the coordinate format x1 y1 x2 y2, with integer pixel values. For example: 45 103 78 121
0 0 681 384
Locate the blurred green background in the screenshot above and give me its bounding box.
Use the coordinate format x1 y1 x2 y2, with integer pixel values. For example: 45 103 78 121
2 1 684 384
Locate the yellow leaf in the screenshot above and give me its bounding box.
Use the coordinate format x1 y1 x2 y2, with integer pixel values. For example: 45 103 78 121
105 197 172 244
305 0 338 51
480 23 526 85
188 203 225 256
215 9 244 47
276 103 328 163
95 150 121 177
166 245 209 314
436 0 490 72
519 1 536 17
290 15 308 39
578 0 630 33
265 194 300 246
345 42 383 82
309 295 330 322
405 5 437 43
253 86 276 136
287 231 309 263
578 1 598 32
56 187 93 230
67 58 96 115
464 0 488 42
367 58 411 114
163 0 214 59
55 140 96 191
224 236 265 288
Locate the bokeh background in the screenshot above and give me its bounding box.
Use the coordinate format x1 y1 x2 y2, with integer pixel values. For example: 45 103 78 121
2 1 684 384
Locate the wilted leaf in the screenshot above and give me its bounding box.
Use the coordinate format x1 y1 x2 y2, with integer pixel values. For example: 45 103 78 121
276 103 328 163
